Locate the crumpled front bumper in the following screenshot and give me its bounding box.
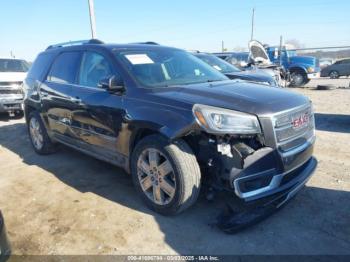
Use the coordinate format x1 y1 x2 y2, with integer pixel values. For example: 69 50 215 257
218 157 317 233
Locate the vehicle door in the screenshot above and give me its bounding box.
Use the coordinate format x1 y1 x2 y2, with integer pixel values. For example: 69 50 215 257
340 59 350 75
40 51 82 139
68 50 126 166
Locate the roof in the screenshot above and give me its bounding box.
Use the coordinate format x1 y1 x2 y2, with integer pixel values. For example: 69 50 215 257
43 39 179 54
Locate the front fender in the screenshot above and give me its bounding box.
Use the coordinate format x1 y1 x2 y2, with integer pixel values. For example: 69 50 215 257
127 103 196 138
124 98 198 155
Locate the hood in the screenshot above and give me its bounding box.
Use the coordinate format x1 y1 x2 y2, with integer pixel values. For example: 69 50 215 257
225 70 274 84
0 72 27 83
248 40 272 65
151 80 309 116
289 56 316 66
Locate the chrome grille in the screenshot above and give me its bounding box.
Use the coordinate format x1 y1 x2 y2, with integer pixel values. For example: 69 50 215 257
0 81 22 86
273 104 315 152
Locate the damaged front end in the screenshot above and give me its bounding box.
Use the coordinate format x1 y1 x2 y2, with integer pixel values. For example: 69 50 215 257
189 103 317 233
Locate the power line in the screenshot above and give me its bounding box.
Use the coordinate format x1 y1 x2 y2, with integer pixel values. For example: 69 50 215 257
289 46 350 51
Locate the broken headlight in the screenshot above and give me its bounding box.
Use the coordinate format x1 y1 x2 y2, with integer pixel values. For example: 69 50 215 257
193 104 261 135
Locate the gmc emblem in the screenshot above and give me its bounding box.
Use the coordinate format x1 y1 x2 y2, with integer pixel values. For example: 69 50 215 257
292 113 309 129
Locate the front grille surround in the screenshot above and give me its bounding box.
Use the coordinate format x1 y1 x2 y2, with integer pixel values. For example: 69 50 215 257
271 104 315 153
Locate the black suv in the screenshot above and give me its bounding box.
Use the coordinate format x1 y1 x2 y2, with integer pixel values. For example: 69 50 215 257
24 40 317 218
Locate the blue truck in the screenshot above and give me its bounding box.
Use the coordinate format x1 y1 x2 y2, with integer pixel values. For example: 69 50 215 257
265 45 320 86
215 41 320 87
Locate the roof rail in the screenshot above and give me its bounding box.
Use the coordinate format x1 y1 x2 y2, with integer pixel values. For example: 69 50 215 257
131 41 160 45
187 50 201 53
46 39 104 50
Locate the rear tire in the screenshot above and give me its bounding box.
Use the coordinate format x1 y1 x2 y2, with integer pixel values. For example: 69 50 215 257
329 70 339 79
28 111 56 155
131 135 201 215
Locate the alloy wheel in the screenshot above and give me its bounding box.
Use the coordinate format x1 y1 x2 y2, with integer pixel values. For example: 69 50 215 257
137 148 176 205
329 71 339 79
29 117 44 150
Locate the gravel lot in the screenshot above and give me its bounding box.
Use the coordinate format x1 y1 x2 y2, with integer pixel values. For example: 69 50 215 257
0 78 349 255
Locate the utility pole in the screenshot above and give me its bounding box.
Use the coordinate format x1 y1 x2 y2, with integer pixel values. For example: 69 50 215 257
250 8 255 40
279 35 283 66
88 0 97 39
222 40 225 52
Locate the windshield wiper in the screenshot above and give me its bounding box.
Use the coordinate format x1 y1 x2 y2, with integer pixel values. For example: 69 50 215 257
206 79 223 83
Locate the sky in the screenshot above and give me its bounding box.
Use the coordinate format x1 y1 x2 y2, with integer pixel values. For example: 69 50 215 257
0 0 349 61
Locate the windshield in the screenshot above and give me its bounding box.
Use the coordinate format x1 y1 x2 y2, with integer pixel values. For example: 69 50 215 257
195 53 241 74
115 49 228 88
286 50 297 57
0 59 30 72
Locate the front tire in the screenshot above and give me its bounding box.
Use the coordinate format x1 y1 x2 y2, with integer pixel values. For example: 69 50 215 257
131 135 201 215
28 111 56 155
290 71 307 87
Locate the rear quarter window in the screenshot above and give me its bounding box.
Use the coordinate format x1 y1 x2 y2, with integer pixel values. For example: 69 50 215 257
27 53 54 80
47 52 81 84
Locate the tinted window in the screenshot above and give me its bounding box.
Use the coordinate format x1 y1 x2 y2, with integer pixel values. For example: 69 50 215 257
0 59 29 72
47 52 81 84
78 52 113 88
27 53 53 80
195 54 240 73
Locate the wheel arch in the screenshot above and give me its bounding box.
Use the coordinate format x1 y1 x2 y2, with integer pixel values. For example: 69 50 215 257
289 66 307 75
24 104 37 123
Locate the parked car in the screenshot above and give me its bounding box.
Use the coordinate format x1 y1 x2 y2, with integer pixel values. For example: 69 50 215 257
212 52 233 61
319 58 334 69
24 40 317 228
0 58 29 117
0 211 10 260
213 51 287 87
321 58 350 78
213 52 249 69
192 52 278 86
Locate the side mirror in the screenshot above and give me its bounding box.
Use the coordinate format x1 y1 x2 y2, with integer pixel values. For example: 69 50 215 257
98 75 125 93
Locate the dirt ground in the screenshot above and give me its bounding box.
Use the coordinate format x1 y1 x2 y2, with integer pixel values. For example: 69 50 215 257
0 78 349 255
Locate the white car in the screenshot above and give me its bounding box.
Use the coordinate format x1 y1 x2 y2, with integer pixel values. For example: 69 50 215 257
0 58 29 117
